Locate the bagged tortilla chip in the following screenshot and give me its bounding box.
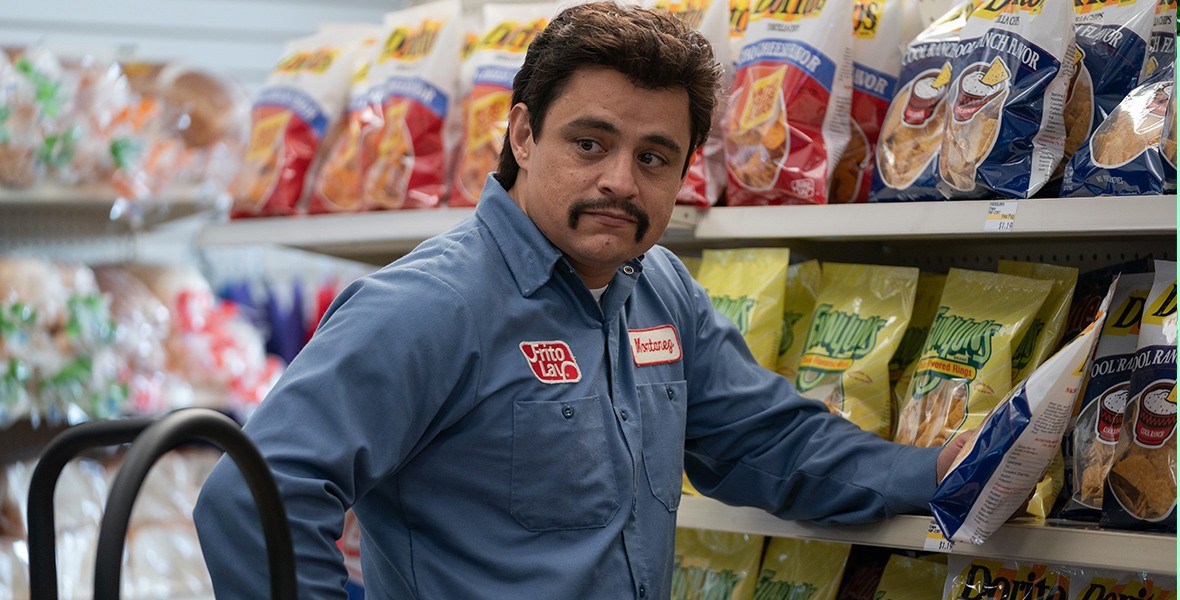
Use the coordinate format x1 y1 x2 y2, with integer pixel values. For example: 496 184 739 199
1140 0 1177 85
872 554 946 600
943 557 1071 600
870 1 973 202
1069 567 1178 600
834 546 893 600
728 0 751 68
672 528 765 600
698 248 792 370
931 281 1114 545
752 537 851 600
796 263 918 437
998 261 1079 384
724 0 853 205
775 260 822 384
1060 272 1155 520
1103 261 1177 532
1064 256 1154 346
895 269 1052 448
889 272 945 438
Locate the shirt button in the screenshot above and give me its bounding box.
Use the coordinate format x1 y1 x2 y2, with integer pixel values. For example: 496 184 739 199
562 405 574 418
620 409 628 421
623 265 635 275
666 386 675 399
639 584 646 597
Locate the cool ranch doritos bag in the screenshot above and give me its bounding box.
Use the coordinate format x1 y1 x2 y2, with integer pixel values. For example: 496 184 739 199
724 0 853 205
451 3 553 207
698 248 792 370
829 0 906 204
672 528 765 600
232 29 369 217
936 0 1076 199
362 0 461 211
870 1 972 202
1141 0 1177 85
753 538 851 600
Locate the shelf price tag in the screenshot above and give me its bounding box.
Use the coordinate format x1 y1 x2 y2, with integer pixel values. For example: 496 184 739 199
924 519 955 553
984 201 1019 232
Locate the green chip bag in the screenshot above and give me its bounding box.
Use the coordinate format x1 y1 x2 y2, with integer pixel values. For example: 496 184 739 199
775 260 822 383
872 554 946 600
796 263 919 438
698 248 792 370
753 537 851 600
673 528 766 600
889 272 946 439
998 260 1079 383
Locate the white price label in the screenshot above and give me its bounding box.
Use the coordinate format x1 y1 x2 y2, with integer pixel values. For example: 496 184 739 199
924 519 955 553
984 201 1019 232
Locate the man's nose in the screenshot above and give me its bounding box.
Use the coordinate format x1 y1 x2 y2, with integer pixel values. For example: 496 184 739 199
597 151 639 199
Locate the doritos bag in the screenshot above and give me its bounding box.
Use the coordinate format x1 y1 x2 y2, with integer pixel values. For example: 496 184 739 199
870 1 972 202
363 0 461 210
232 30 368 217
672 528 765 600
943 558 1071 600
724 0 853 205
998 261 1078 384
1064 256 1155 346
872 554 946 600
795 263 918 438
728 0 751 69
752 537 851 600
775 260 822 384
1140 0 1177 85
888 272 945 436
936 0 1076 199
1103 261 1177 533
451 3 552 207
829 0 907 204
894 269 1052 448
698 248 791 370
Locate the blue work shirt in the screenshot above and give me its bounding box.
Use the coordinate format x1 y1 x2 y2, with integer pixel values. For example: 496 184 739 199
194 175 941 600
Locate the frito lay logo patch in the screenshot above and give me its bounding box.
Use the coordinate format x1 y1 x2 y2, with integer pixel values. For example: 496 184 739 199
520 341 582 383
629 326 683 366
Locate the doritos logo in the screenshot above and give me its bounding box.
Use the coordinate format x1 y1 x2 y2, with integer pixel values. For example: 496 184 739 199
380 19 447 63
520 341 583 383
476 17 548 53
276 47 342 74
730 0 751 37
973 0 1046 20
1074 0 1131 14
751 0 828 22
656 0 710 29
853 0 884 39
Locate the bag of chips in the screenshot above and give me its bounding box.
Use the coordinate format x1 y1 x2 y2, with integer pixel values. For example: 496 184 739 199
895 269 1052 448
943 555 1176 600
1140 0 1177 85
752 537 851 600
1060 272 1154 520
889 272 945 438
728 0 751 69
1102 261 1177 532
775 260 822 384
363 0 462 210
451 3 553 207
834 546 893 600
697 248 792 370
936 0 1076 199
931 281 1113 544
672 528 765 600
998 261 1078 384
724 0 853 205
1063 256 1154 347
870 1 972 202
872 554 946 600
795 263 918 438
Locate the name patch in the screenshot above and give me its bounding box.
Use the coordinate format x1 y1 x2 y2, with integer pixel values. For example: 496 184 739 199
629 325 683 366
519 341 582 383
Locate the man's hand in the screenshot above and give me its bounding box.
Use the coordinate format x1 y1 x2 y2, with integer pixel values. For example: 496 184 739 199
936 430 975 483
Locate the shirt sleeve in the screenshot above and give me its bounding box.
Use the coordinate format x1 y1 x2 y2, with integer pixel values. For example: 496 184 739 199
675 266 941 525
193 268 481 600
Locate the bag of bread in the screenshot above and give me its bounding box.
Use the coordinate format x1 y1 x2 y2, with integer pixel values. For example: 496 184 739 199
894 269 1052 448
451 3 552 207
1102 261 1176 533
888 272 945 437
752 537 851 600
998 261 1078 384
795 263 918 438
672 528 765 600
1060 272 1154 520
775 259 822 384
723 0 853 205
698 248 791 370
363 0 462 210
1140 0 1176 85
870 1 973 202
936 0 1076 199
872 554 946 600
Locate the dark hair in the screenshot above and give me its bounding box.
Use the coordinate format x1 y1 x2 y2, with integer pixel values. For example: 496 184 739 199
494 1 723 189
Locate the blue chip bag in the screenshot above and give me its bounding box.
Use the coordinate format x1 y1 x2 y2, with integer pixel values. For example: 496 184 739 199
1140 0 1177 85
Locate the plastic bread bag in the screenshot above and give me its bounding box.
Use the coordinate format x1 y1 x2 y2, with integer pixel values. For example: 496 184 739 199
935 0 1076 199
723 0 853 205
795 263 918 438
889 271 944 438
697 248 791 370
362 0 462 210
0 536 30 599
450 3 553 208
872 554 946 600
672 528 765 600
49 56 132 187
0 49 48 189
1060 272 1154 521
775 259 822 384
930 279 1114 545
1102 261 1176 533
752 537 851 600
1139 0 1176 85
894 269 1052 448
998 261 1078 384
93 265 174 415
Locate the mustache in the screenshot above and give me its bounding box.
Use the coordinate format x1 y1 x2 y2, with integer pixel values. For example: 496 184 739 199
568 198 651 243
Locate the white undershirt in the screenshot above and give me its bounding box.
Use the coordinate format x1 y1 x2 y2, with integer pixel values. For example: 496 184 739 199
589 285 608 304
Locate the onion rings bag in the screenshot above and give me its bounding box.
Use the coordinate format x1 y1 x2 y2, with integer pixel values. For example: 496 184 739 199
753 537 851 600
872 554 946 600
775 259 822 384
888 271 945 439
998 261 1078 384
672 528 765 600
697 248 791 370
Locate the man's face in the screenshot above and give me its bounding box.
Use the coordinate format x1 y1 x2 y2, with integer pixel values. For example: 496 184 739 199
506 67 692 289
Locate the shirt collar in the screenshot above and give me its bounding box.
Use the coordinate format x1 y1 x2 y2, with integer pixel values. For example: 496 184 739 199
475 175 566 297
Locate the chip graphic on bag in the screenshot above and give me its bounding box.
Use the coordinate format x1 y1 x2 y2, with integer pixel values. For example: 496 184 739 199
697 248 791 370
753 537 851 600
673 528 765 600
775 260 822 384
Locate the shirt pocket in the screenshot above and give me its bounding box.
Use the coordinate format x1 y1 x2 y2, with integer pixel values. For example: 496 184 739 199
511 396 620 531
638 380 688 511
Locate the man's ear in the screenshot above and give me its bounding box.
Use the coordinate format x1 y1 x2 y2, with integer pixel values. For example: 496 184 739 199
508 103 533 170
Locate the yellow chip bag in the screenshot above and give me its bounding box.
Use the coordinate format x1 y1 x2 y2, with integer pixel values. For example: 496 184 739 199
680 255 703 281
672 528 765 600
895 268 1052 447
889 272 946 438
873 554 946 600
775 260 822 383
795 263 918 437
998 261 1079 384
698 248 792 370
752 537 850 600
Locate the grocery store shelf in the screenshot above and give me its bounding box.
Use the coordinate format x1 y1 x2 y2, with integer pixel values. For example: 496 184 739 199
0 183 212 224
676 495 1177 576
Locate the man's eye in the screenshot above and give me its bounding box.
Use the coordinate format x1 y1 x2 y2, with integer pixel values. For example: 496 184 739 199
577 140 600 152
639 152 667 167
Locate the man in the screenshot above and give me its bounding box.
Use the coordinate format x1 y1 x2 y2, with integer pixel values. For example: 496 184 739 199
194 4 959 598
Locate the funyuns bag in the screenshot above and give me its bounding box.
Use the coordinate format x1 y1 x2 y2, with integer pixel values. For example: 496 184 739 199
697 248 792 371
